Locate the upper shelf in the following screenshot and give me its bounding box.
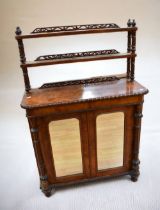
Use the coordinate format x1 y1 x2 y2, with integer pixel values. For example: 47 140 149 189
15 22 137 40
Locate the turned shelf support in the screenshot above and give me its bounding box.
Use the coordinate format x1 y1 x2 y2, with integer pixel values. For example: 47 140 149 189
127 19 136 81
15 27 31 92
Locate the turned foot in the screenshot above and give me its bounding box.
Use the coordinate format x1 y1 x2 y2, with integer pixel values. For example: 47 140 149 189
42 186 55 197
131 159 140 182
130 170 140 182
44 189 52 197
131 175 138 182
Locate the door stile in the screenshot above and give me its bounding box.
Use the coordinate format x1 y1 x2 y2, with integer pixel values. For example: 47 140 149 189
79 113 91 178
86 111 98 177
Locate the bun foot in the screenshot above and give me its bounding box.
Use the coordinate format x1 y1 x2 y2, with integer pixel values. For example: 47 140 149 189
131 175 138 182
44 190 52 197
130 171 140 182
43 186 55 197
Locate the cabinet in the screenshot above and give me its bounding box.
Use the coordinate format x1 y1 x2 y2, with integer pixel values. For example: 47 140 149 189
15 19 148 197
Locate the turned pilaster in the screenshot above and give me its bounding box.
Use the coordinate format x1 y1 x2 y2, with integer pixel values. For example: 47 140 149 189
28 117 52 197
131 103 143 182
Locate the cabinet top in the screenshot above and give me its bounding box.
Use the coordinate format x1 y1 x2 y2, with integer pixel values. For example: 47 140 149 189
21 78 148 109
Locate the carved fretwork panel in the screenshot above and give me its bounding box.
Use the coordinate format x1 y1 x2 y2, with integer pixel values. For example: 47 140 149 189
31 23 120 34
35 49 119 61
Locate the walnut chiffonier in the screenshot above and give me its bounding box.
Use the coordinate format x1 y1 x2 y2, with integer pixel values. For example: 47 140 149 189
15 19 148 197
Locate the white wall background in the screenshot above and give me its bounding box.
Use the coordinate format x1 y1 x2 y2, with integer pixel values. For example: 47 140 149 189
0 0 160 210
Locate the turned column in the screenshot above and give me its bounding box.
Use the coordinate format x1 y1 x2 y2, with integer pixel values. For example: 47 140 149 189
127 19 136 81
131 103 143 182
15 27 31 92
28 117 53 197
127 20 132 79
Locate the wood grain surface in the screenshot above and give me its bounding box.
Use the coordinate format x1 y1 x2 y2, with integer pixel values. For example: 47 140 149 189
21 78 148 109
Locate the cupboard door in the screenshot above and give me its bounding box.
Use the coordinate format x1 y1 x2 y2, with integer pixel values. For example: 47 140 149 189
38 113 90 183
87 106 134 177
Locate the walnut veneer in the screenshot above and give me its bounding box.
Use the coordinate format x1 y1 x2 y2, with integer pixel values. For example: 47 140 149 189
16 19 148 197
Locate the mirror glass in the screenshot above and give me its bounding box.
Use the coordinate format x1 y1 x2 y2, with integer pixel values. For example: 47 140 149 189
49 118 82 177
96 112 124 170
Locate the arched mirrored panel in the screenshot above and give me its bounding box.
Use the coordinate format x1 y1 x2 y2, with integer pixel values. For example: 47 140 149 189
96 112 124 170
49 118 82 177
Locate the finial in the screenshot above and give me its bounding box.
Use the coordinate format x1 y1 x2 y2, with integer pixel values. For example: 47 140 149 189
127 19 132 27
15 27 22 35
127 19 136 27
132 19 136 27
